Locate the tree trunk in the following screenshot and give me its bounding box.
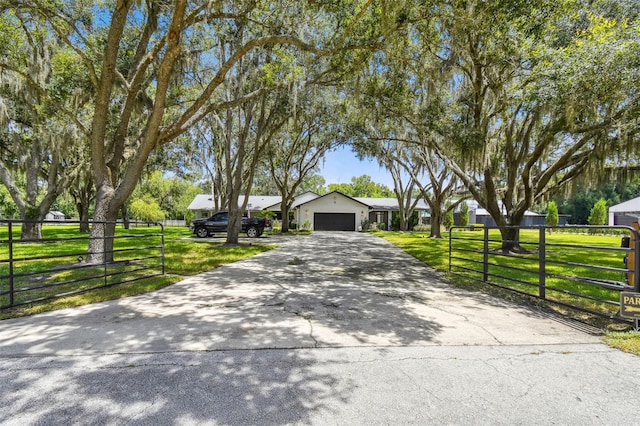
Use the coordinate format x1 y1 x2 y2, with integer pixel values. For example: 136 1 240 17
429 209 443 238
20 203 51 240
20 220 42 240
499 226 521 252
87 187 119 264
280 199 290 233
226 202 242 245
73 178 94 233
121 204 130 229
77 201 90 233
498 209 528 252
398 208 408 232
87 221 117 264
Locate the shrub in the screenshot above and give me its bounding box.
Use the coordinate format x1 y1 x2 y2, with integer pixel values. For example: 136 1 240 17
184 210 195 226
459 202 469 227
377 222 386 231
391 212 400 231
255 210 276 220
269 219 282 234
546 201 559 230
588 198 608 226
129 198 165 222
443 210 454 230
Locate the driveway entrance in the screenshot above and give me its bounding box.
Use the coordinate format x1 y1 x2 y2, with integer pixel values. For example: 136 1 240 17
0 232 600 354
2 232 639 425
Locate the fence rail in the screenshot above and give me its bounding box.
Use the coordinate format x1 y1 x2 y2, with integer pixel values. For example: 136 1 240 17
449 225 640 325
0 220 164 310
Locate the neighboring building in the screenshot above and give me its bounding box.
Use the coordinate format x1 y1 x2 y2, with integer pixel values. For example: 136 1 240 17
460 200 568 227
45 211 66 221
608 196 640 226
473 208 569 227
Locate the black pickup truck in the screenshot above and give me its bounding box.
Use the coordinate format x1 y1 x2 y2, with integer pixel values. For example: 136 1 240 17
190 211 272 238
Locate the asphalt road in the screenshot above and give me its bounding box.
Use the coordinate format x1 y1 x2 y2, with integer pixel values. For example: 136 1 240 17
1 232 639 425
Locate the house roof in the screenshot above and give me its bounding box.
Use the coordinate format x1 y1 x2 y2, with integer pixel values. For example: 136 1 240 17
187 194 214 210
263 191 321 211
241 195 283 210
187 194 282 211
187 192 562 217
609 196 640 213
189 192 432 212
463 200 542 217
355 197 430 211
475 208 542 217
297 191 371 208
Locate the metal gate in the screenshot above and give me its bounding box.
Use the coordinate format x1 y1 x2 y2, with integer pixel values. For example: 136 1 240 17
449 225 640 326
0 220 165 310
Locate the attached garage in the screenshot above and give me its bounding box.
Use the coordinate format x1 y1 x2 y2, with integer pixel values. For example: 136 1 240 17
314 213 356 231
296 191 370 232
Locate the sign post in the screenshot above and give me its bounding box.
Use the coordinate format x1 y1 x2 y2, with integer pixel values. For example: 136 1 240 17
620 292 640 330
626 222 640 288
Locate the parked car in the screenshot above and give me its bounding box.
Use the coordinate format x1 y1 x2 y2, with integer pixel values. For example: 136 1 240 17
190 211 271 238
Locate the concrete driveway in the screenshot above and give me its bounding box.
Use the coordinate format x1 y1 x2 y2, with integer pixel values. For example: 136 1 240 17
2 232 639 425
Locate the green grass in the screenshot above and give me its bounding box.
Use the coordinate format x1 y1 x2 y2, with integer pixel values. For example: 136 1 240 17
0 225 274 319
381 231 451 271
445 229 627 315
604 331 640 355
376 229 640 356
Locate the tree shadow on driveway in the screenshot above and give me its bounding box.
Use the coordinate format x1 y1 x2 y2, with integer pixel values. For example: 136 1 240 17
1 349 355 425
0 232 601 424
0 232 598 356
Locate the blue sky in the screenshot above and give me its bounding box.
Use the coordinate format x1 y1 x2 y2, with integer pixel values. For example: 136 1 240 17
318 146 394 189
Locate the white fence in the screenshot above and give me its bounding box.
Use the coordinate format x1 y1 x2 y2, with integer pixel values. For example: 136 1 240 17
161 219 187 227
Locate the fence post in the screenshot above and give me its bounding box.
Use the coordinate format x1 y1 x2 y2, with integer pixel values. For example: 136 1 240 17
634 226 640 293
8 222 14 307
103 229 108 287
483 226 489 282
448 229 452 273
633 225 640 331
539 227 546 300
160 223 165 275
